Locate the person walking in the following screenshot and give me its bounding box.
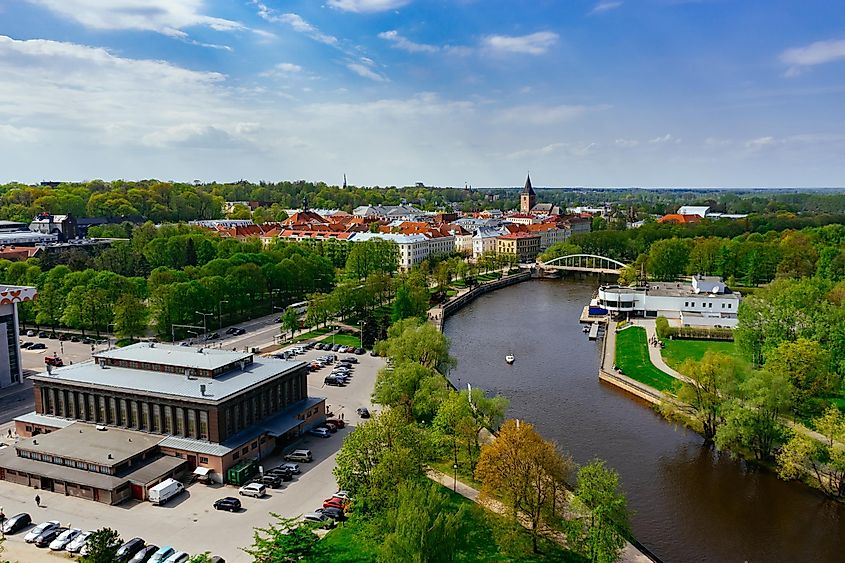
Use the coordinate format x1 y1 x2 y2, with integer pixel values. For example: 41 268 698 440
35 494 40 507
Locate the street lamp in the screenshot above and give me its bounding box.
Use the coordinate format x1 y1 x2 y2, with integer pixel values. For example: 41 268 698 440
453 464 458 492
195 311 213 340
218 300 229 330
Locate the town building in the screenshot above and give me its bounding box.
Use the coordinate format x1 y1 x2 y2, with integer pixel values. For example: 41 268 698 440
595 275 741 328
0 285 37 388
29 213 76 241
472 227 506 258
496 232 541 263
520 175 536 214
1 343 325 503
349 232 432 269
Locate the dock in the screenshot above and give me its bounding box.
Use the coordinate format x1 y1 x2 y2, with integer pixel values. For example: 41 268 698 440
580 306 609 324
588 322 600 340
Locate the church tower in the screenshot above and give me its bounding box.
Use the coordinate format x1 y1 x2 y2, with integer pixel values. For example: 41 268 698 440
520 173 536 213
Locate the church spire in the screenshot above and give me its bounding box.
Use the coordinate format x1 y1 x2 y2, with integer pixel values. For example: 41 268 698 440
522 173 535 195
342 174 347 189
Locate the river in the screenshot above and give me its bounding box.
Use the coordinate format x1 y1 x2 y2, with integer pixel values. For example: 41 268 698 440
442 279 845 563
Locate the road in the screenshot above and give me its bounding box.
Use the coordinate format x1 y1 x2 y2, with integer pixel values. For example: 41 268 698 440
0 345 384 562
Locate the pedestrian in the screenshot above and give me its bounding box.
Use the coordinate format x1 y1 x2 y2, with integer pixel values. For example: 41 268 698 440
6 429 10 438
35 494 40 507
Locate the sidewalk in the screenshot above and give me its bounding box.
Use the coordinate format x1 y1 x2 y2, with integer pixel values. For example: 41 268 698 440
426 469 652 563
630 319 691 383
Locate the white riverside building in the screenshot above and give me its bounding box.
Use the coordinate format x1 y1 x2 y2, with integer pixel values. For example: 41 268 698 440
596 275 741 328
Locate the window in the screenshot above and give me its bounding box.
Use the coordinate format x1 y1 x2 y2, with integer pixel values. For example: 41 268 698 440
232 452 240 461
175 407 185 436
119 399 128 426
130 401 139 428
108 397 117 424
242 447 248 454
187 409 197 438
200 456 209 464
199 411 209 440
141 403 150 430
728 303 732 309
251 442 258 450
163 406 173 434
98 396 107 423
152 404 161 432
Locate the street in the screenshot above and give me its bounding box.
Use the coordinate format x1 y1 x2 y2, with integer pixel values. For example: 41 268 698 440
0 345 384 562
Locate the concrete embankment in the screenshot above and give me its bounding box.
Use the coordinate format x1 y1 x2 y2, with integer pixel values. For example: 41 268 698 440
432 270 532 331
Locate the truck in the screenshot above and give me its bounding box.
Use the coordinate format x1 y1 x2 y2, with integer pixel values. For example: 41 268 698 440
148 478 184 505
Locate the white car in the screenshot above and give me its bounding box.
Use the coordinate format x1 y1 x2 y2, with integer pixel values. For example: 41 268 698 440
238 482 266 497
50 528 82 551
333 490 351 500
163 551 190 563
24 520 60 543
66 531 92 554
281 462 301 474
309 427 330 438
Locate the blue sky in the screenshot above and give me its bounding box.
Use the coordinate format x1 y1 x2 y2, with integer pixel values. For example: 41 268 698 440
0 0 844 188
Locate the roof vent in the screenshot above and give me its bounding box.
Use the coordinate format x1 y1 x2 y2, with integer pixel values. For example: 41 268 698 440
98 358 106 369
239 360 246 371
200 384 207 396
108 453 113 459
95 425 106 431
150 342 155 348
32 439 37 445
197 348 204 353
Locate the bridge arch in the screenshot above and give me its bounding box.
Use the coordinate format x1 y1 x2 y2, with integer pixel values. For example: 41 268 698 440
540 254 627 274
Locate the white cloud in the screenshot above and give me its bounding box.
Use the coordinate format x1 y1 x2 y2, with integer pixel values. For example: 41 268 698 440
495 104 603 125
378 30 438 53
648 133 681 144
0 124 39 143
327 0 411 13
590 1 623 15
346 62 389 82
278 13 339 46
614 138 639 148
744 136 781 151
483 32 558 55
26 0 245 38
273 62 303 73
781 38 845 77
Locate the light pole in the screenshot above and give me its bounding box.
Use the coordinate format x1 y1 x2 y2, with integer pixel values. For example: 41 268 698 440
453 464 458 492
218 300 228 330
195 311 213 340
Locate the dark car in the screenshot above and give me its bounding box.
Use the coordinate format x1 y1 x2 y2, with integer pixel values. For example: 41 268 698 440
257 474 283 488
70 336 80 342
37 331 48 338
225 327 237 335
1 512 31 534
129 544 159 563
82 338 92 345
324 376 343 386
326 418 346 429
324 422 338 433
266 468 294 481
205 332 220 341
30 342 47 350
213 497 242 512
355 348 365 355
356 407 371 418
342 356 358 364
20 341 33 349
233 328 246 335
116 537 146 562
274 316 282 323
317 506 347 521
35 526 67 548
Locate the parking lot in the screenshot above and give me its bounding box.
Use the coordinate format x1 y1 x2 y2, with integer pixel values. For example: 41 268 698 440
0 344 385 562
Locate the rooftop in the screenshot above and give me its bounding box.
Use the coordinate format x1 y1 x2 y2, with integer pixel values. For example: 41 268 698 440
32 354 305 403
600 282 740 299
17 422 161 467
95 342 252 372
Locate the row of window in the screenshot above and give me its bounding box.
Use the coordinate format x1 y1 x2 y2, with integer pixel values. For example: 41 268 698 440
222 371 307 439
40 387 210 441
18 449 110 474
684 301 733 309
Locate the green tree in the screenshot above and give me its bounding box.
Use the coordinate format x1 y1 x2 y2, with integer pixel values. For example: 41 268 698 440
715 370 792 461
538 241 582 263
244 514 323 562
764 338 833 415
281 308 299 341
187 553 213 563
566 460 630 563
647 238 690 281
433 390 477 472
675 352 745 444
777 406 845 498
80 528 122 563
113 294 148 341
379 318 456 374
373 361 450 422
379 481 470 563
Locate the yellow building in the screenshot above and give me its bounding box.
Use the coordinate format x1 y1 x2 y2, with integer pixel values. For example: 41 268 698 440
496 232 541 263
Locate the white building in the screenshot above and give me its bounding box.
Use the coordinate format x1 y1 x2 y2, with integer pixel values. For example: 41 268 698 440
472 227 505 258
0 285 37 388
596 275 741 328
676 206 710 218
350 232 430 270
352 205 427 222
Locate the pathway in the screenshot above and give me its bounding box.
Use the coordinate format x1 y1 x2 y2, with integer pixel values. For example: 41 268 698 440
629 319 692 383
426 469 652 563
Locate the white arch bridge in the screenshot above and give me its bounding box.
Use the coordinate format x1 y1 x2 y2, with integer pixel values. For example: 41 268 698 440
539 254 626 275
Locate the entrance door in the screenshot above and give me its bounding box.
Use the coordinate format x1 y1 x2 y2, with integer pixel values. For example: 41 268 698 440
40 476 53 491
130 483 144 500
93 489 99 502
187 455 197 469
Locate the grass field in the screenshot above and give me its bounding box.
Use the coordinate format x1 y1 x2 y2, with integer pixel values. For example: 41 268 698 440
321 482 582 562
615 327 679 392
661 338 741 370
320 333 362 348
293 326 333 342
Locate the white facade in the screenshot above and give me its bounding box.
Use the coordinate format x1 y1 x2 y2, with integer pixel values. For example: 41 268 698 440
453 233 474 255
350 232 428 269
428 234 456 258
676 206 710 217
596 279 741 328
505 215 540 225
532 226 568 250
472 228 504 258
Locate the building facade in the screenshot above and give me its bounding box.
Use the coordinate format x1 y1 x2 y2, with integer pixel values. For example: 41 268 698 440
520 174 536 214
496 232 541 263
0 285 37 388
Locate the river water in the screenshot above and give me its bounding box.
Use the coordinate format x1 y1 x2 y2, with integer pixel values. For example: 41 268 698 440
443 279 845 563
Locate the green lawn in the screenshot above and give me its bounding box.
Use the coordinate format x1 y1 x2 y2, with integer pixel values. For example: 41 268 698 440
321 482 583 562
320 333 362 348
293 326 333 342
615 327 678 392
661 338 740 370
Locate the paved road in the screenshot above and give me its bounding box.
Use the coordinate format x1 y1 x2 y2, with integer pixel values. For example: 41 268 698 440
0 346 384 563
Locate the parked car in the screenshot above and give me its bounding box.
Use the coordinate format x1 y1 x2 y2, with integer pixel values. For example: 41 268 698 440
324 422 338 433
213 497 242 512
256 474 283 488
233 328 246 336
148 478 184 505
355 347 365 355
1 512 31 534
356 407 371 418
324 495 350 508
26 329 36 336
326 419 345 429
116 537 147 561
333 490 352 500
225 327 238 335
274 316 282 323
128 544 159 563
342 356 358 364
163 552 190 563
279 462 301 474
24 521 60 543
20 341 33 349
35 526 67 548
30 342 47 350
37 331 48 338
238 482 266 498
284 449 313 462
324 376 343 386
309 427 331 438
44 356 64 367
70 336 80 342
331 344 341 351
66 531 93 554
317 506 347 521
265 468 293 481
50 528 82 551
302 512 336 529
322 499 345 511
149 546 176 563
205 332 220 341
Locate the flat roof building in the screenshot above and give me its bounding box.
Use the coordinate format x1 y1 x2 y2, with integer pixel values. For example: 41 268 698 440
2 343 326 503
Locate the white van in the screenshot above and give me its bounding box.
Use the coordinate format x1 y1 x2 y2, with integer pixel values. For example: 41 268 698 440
148 478 184 505
284 449 313 463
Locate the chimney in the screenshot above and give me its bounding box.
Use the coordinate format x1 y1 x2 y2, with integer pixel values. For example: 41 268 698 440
200 384 207 396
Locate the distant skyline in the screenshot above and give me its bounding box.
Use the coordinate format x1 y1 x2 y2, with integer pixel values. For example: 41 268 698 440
1 1 844 187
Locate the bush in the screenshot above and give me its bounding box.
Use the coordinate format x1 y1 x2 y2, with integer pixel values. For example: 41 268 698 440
666 326 734 341
655 316 670 340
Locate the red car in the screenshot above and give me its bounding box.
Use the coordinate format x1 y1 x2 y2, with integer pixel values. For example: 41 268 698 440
323 497 348 510
326 419 345 429
45 356 64 367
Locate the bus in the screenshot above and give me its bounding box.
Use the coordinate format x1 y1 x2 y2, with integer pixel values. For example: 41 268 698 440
287 301 308 316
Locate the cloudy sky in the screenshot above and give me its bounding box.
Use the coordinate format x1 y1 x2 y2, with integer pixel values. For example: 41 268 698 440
1 0 844 188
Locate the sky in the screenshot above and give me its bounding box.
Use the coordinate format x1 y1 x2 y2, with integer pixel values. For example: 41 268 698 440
0 0 844 188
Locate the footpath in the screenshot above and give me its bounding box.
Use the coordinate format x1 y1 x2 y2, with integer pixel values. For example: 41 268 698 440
426 469 652 563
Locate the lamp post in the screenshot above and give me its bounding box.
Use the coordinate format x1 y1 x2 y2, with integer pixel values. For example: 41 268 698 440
453 464 458 492
195 311 213 340
218 300 229 330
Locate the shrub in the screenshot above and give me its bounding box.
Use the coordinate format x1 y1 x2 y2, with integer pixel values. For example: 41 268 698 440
655 316 670 340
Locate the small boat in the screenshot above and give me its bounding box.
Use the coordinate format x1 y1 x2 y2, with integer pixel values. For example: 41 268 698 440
582 326 590 333
505 354 515 364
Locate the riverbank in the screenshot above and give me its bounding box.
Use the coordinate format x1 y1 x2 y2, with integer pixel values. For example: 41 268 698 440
430 270 532 331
